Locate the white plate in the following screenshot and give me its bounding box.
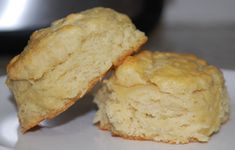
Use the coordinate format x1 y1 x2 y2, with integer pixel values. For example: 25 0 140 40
0 69 235 150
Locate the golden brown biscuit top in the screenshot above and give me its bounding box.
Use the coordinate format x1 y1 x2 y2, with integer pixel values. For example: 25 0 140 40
7 7 137 80
113 51 224 93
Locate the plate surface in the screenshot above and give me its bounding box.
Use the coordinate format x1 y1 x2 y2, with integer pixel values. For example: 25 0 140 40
0 69 235 150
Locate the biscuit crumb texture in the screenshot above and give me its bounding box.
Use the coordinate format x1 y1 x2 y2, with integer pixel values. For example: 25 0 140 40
94 51 230 144
6 7 147 132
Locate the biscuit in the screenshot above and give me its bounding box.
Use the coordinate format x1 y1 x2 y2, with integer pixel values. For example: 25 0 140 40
6 7 147 132
94 51 230 144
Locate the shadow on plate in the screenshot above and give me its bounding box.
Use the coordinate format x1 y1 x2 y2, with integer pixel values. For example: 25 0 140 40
8 94 18 111
8 93 97 131
40 94 97 128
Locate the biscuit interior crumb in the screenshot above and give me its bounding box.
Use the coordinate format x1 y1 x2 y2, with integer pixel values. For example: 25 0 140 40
6 7 147 132
94 51 230 144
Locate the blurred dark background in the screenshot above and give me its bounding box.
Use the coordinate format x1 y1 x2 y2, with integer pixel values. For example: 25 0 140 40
0 0 164 55
1 0 235 75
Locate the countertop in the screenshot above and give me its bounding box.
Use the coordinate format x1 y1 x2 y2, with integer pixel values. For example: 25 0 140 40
145 24 235 70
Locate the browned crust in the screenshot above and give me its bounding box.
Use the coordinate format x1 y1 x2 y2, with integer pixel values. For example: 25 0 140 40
21 99 76 133
21 71 108 133
21 36 147 133
113 37 147 67
95 123 207 144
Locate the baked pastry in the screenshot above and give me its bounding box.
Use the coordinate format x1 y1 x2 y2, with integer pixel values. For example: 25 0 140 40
6 7 147 132
94 51 230 144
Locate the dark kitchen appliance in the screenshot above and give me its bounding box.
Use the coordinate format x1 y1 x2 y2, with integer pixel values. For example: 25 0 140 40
0 0 164 55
